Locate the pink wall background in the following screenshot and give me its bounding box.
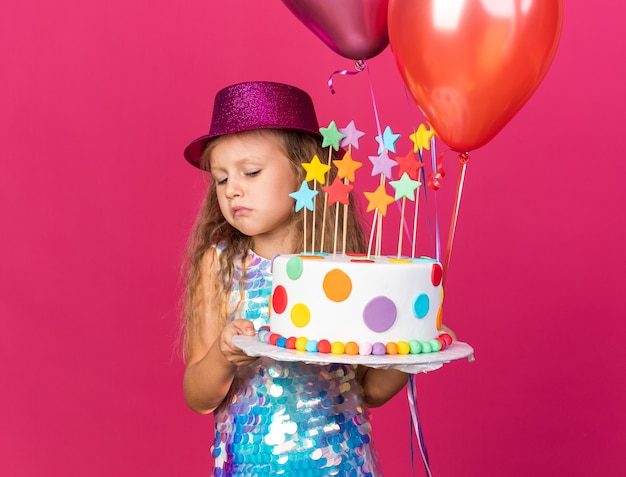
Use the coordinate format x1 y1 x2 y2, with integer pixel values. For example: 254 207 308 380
1 1 624 475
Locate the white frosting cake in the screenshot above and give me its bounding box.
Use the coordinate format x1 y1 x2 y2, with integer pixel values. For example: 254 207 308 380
266 253 449 355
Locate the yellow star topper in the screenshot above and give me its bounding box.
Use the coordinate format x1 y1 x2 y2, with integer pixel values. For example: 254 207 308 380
409 123 436 153
332 150 363 183
364 184 395 216
302 154 331 184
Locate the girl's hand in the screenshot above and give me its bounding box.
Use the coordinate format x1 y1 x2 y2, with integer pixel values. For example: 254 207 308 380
219 319 259 367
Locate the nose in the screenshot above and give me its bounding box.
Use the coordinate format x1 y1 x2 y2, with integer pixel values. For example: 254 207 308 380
224 177 243 199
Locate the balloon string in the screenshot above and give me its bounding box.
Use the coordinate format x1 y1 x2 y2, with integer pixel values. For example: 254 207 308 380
409 405 416 476
442 152 470 288
414 147 434 259
429 139 445 262
364 63 413 256
364 62 393 258
431 136 441 262
328 60 366 94
402 80 438 260
408 375 433 477
363 62 383 151
402 86 432 259
393 88 419 254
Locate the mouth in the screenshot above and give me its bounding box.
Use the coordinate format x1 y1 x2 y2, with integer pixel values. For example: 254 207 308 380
231 206 251 217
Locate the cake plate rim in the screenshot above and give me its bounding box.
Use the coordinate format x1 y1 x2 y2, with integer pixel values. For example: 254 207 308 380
232 335 474 374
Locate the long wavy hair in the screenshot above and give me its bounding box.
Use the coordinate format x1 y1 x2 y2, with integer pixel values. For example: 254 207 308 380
181 128 367 359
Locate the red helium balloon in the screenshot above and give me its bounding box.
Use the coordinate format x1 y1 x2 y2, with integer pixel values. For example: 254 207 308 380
388 0 563 152
282 0 389 60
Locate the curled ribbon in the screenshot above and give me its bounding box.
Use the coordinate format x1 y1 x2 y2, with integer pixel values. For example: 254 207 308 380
328 60 367 94
426 149 448 190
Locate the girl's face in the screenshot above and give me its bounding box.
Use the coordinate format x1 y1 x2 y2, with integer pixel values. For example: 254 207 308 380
209 132 299 253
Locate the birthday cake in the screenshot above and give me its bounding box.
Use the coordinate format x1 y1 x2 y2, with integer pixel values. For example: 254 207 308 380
255 120 456 356
260 252 453 355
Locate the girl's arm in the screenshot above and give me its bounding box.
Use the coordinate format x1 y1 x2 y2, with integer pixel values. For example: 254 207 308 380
357 367 409 408
183 249 258 414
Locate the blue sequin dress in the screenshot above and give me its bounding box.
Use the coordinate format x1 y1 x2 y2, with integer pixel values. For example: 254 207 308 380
211 248 381 476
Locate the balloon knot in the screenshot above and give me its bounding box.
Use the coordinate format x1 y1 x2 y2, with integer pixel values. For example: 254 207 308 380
458 152 470 164
354 60 366 72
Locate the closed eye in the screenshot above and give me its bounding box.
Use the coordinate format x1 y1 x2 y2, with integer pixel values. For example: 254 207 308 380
246 170 261 177
215 177 227 185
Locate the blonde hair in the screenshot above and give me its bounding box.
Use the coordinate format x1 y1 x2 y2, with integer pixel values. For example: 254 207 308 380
182 129 366 359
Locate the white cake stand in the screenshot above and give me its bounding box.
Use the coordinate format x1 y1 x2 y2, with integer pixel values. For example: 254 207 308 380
232 335 474 374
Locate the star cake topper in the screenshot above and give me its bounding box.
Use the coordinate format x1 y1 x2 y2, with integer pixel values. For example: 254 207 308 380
289 181 319 212
319 120 345 151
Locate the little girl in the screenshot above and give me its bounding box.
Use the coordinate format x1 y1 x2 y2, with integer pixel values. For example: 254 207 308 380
182 81 408 476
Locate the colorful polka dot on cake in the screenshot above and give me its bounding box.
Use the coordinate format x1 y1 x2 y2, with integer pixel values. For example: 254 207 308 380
286 256 304 279
413 293 430 319
323 269 352 302
363 296 397 332
272 285 287 314
431 263 443 286
290 303 310 327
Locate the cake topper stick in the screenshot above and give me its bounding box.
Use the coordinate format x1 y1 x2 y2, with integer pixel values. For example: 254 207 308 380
338 123 365 254
398 197 406 258
322 175 354 256
368 133 399 257
319 146 332 253
289 180 319 254
304 208 308 254
367 209 378 258
377 174 385 257
376 202 383 257
411 125 440 260
364 176 395 258
312 181 317 252
412 187 421 258
390 172 422 259
341 147 352 255
333 201 340 255
319 121 346 253
342 191 349 254
302 154 331 253
396 148 425 258
334 132 364 254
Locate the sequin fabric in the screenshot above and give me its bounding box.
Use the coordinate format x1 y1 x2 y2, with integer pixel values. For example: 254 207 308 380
212 247 380 476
